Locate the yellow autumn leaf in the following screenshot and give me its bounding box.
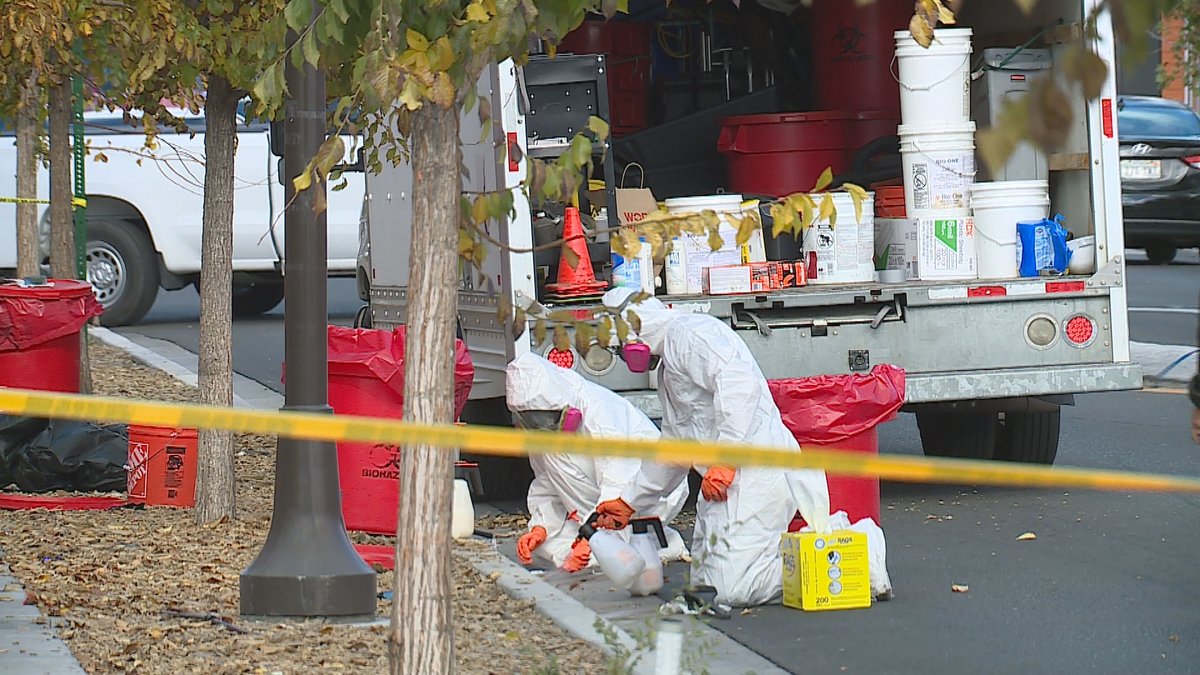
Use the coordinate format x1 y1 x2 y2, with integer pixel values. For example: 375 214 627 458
406 28 430 52
818 193 835 225
292 168 313 192
909 13 934 48
811 166 833 193
466 2 490 22
843 182 868 223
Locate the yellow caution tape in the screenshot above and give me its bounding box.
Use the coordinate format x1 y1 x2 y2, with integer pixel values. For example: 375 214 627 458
0 196 88 208
1 386 1198 495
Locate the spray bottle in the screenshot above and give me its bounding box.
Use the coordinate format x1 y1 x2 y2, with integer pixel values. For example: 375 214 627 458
627 517 668 596
578 512 645 588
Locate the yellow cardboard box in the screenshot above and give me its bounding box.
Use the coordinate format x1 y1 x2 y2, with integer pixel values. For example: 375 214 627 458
781 530 871 612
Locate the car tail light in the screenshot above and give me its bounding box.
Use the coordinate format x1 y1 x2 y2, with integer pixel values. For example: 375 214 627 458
547 347 576 369
1025 315 1058 349
1183 155 1200 169
1064 315 1097 348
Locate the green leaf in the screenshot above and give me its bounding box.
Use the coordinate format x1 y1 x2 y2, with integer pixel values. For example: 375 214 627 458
301 30 320 67
284 0 310 31
330 0 350 22
588 116 610 143
811 166 833 193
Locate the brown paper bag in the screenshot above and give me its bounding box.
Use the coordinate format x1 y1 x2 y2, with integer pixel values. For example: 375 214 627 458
615 163 658 229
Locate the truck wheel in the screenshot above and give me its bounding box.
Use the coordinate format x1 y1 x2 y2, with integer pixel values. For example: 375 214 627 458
995 409 1060 465
1145 245 1177 264
916 411 998 460
231 280 285 317
87 219 159 326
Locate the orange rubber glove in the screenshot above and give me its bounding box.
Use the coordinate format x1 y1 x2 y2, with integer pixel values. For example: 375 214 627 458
594 498 635 530
562 538 591 572
701 466 736 502
517 526 548 565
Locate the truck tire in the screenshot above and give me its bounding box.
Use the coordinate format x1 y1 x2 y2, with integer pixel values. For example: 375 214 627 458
916 411 998 460
995 409 1060 465
87 219 159 326
231 280 285 317
1145 245 1177 265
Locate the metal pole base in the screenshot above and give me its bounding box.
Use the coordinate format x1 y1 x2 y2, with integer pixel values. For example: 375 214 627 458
240 427 377 618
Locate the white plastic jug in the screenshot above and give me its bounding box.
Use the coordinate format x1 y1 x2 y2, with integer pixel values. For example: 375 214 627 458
628 517 668 596
579 515 645 588
451 479 474 540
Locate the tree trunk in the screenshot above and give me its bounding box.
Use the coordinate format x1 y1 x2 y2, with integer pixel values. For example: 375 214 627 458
15 75 39 279
390 103 460 674
194 74 238 524
48 77 73 279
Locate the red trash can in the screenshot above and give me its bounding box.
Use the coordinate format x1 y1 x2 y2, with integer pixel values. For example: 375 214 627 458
769 364 906 525
0 279 102 393
319 325 474 535
809 0 912 116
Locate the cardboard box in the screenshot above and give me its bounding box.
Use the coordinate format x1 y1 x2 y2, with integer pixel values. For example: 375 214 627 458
781 530 871 612
703 261 806 295
874 217 976 281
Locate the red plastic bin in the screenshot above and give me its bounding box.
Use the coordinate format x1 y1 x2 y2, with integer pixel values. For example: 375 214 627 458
0 279 101 393
320 325 474 535
769 364 906 525
718 111 897 197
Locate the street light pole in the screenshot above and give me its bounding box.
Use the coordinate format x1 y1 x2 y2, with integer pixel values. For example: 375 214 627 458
240 1 376 618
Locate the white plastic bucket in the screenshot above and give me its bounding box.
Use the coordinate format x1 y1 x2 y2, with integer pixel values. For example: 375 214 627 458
970 180 1050 279
801 192 876 285
899 122 976 218
893 28 973 125
665 194 767 294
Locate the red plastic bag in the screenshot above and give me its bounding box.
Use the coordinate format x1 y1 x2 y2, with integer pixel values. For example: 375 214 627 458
768 364 906 444
325 325 475 419
0 280 102 352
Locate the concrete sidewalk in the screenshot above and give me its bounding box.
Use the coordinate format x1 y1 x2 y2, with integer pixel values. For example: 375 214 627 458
0 556 85 675
1130 340 1198 386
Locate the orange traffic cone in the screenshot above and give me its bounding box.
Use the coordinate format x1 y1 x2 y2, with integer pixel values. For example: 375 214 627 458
545 207 607 301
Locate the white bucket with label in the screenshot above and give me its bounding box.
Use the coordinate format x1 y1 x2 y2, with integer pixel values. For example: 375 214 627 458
801 191 876 285
665 194 767 294
899 122 976 218
893 28 973 125
970 180 1050 279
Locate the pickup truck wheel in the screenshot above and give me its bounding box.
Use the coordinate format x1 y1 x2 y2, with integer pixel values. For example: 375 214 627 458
995 410 1060 465
231 281 285 317
1145 245 1177 264
87 219 159 326
916 411 998 460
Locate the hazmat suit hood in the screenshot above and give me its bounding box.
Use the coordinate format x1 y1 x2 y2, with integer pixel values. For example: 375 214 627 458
601 287 677 356
505 352 661 441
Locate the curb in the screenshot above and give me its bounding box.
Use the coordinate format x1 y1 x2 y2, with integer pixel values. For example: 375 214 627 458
1130 341 1198 386
0 555 87 675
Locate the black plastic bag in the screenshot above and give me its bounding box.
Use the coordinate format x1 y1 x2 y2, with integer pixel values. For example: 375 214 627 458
0 415 128 492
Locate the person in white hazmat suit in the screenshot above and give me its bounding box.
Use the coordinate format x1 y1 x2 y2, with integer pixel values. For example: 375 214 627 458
592 286 832 607
505 352 690 571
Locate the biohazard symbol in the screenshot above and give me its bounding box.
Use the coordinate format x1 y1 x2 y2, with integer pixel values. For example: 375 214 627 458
833 21 866 55
369 443 402 470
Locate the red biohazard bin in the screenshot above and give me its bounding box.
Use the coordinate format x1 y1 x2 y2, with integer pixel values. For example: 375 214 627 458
769 364 906 526
318 326 474 535
809 0 912 116
0 279 102 393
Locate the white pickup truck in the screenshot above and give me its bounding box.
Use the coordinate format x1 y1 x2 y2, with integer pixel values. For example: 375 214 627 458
0 106 365 325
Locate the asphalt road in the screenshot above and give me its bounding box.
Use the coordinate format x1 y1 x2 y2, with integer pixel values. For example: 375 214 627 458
693 388 1200 674
115 249 1200 393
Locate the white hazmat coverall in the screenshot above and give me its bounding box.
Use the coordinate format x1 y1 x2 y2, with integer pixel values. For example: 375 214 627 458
505 353 690 568
601 287 832 606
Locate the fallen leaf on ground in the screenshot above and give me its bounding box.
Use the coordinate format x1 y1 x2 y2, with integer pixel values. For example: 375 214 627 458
951 584 970 593
1017 532 1037 541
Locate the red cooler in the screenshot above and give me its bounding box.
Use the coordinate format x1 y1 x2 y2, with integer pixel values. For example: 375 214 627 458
0 279 101 393
319 325 474 535
769 364 906 525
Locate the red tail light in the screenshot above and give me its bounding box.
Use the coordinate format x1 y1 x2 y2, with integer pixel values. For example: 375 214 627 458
1183 155 1200 169
1064 315 1097 348
547 347 576 369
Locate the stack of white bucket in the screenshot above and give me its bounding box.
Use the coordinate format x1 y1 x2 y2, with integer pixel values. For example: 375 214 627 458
892 27 977 281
